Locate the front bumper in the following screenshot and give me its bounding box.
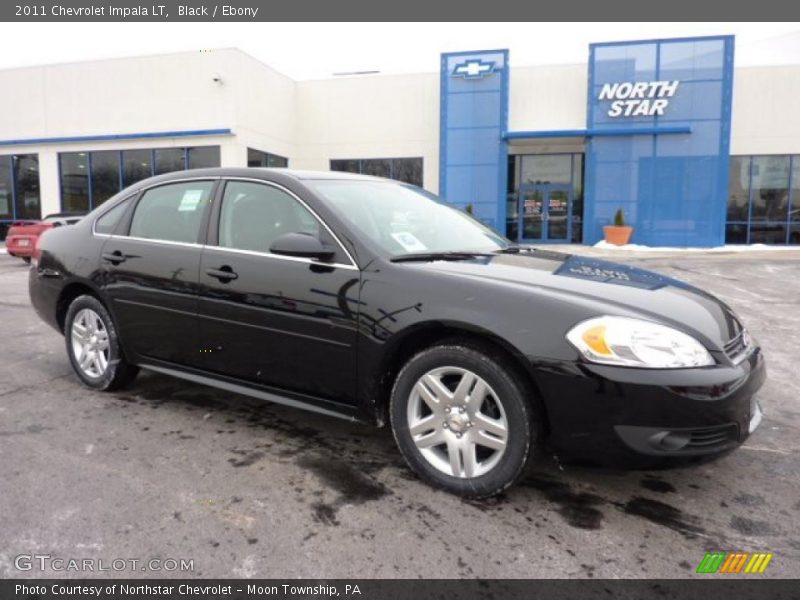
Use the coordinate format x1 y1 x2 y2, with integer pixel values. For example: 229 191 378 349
533 347 766 465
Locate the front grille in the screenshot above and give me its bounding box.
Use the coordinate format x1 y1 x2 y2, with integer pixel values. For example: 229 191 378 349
685 424 739 450
724 330 751 364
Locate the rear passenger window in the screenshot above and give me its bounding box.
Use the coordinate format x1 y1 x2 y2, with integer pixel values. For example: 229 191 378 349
219 181 321 253
94 197 132 235
129 181 214 243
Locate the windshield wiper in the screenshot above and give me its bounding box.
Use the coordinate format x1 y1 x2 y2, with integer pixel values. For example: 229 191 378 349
390 251 492 263
495 245 522 254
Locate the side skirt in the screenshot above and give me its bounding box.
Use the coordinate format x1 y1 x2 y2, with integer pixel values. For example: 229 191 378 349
139 360 363 423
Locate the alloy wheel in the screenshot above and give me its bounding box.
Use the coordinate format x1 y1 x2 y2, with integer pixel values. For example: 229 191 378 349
70 308 110 378
407 366 509 478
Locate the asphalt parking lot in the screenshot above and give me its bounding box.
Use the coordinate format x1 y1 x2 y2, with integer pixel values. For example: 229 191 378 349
0 249 798 579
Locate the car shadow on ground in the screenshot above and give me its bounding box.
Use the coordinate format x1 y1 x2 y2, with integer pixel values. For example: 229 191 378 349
108 369 769 558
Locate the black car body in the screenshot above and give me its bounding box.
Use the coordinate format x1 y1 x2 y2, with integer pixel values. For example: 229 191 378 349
29 168 766 495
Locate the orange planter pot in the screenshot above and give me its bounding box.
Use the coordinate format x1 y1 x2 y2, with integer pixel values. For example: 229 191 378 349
603 225 633 246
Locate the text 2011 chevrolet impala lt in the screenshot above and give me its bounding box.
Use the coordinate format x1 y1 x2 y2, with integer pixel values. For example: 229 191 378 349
29 168 766 497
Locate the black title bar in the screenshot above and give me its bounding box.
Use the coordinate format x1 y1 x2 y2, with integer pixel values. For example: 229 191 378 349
1 0 794 21
3 579 800 600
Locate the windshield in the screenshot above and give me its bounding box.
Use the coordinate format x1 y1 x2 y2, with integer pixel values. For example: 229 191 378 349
307 180 511 257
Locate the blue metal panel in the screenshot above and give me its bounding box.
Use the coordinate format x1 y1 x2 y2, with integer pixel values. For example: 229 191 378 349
0 128 233 147
584 35 735 247
503 126 691 140
440 50 509 231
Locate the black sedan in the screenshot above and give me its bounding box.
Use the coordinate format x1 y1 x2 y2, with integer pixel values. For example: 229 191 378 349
29 168 766 498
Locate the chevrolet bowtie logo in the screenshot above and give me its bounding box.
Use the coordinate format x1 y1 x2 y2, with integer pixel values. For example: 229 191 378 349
452 59 496 79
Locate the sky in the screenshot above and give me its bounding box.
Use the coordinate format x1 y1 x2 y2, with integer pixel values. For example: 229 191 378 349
0 22 798 79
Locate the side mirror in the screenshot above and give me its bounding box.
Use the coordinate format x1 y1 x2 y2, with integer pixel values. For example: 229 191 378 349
269 232 335 261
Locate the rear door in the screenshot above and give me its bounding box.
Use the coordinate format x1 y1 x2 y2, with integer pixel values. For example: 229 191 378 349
197 178 360 404
100 179 217 366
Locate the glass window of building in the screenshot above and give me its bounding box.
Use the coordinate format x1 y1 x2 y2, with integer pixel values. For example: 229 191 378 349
59 146 221 213
60 152 90 213
362 159 391 178
155 148 186 175
507 153 584 244
330 160 359 174
0 156 13 221
329 157 424 187
187 146 221 170
13 155 41 220
393 158 423 186
726 155 799 245
247 148 288 168
123 149 153 187
90 150 121 206
520 155 573 185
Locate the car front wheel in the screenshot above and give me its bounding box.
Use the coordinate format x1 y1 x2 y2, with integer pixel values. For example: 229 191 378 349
390 342 539 498
64 295 139 391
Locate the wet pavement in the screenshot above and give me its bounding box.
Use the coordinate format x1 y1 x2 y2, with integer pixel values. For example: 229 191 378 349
0 250 798 578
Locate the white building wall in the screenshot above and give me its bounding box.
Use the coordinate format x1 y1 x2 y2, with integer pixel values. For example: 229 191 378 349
0 48 300 217
730 65 800 155
508 64 588 133
294 73 440 193
0 50 239 140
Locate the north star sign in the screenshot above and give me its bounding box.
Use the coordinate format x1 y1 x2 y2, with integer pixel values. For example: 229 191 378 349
598 80 680 117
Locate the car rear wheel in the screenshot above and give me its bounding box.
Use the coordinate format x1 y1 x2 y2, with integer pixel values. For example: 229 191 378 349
22 256 31 264
65 295 138 391
390 342 539 498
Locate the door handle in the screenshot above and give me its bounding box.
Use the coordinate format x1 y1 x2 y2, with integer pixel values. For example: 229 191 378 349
205 266 238 282
102 250 134 264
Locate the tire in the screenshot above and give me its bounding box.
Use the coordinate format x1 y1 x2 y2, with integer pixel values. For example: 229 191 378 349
22 256 31 264
390 341 539 498
64 294 139 391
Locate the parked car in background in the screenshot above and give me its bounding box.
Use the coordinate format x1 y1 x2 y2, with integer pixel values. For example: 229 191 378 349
29 169 766 498
6 213 84 263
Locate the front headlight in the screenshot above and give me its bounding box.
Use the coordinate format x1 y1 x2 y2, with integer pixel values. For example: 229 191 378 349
566 316 714 368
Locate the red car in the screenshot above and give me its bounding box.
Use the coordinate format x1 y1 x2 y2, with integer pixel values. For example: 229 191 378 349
5 213 84 263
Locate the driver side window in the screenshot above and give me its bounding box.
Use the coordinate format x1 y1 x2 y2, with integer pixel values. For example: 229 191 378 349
219 181 320 253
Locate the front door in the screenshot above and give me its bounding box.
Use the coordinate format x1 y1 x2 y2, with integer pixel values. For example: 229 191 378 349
197 179 359 404
518 184 572 243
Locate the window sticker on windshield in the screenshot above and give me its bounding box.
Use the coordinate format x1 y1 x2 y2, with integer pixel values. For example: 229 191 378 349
178 189 204 212
391 231 427 252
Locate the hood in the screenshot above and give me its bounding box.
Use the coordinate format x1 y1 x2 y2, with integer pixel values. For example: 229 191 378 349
421 249 744 349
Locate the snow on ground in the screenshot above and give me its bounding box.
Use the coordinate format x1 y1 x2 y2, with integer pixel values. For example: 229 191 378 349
593 241 798 252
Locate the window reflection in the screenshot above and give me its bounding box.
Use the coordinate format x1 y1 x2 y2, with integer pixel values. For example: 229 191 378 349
155 148 185 175
60 152 90 213
247 148 288 168
91 150 120 206
507 153 584 243
13 155 40 220
123 149 152 187
726 154 800 245
0 156 12 220
329 157 423 187
750 156 790 223
58 145 220 213
187 146 220 170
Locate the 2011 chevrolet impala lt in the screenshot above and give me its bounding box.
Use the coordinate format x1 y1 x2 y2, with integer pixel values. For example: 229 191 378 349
29 168 766 497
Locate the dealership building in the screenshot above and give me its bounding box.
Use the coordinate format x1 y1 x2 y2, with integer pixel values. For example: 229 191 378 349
1 35 799 246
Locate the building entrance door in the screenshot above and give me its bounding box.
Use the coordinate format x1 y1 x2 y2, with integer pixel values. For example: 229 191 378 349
518 184 572 243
